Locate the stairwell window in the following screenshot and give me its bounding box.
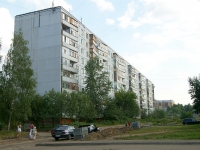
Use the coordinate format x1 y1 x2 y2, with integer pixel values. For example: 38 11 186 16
86 33 88 39
81 58 84 64
62 13 65 20
81 68 84 74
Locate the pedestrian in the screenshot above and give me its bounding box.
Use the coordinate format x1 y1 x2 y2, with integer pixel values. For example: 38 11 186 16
17 123 22 138
29 123 34 136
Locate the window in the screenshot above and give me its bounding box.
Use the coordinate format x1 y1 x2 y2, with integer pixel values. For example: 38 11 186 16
87 52 89 57
81 58 84 64
62 35 65 42
86 42 88 48
64 49 66 54
82 78 84 84
81 29 84 36
62 13 70 22
81 68 84 74
81 48 84 54
69 50 78 58
62 58 68 66
62 13 65 20
81 39 83 44
86 33 88 39
71 29 78 37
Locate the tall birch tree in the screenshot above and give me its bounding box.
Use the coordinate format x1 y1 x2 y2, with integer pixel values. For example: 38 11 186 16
0 30 36 130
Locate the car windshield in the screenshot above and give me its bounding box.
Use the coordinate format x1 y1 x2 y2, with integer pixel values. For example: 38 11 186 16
55 126 68 130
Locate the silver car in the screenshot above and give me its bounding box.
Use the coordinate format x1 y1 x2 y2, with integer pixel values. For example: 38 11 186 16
51 125 75 140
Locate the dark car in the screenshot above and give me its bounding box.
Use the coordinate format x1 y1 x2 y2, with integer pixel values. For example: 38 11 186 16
182 118 200 125
51 125 75 140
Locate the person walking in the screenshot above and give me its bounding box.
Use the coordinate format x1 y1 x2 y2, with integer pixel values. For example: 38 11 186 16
17 123 22 138
29 124 34 134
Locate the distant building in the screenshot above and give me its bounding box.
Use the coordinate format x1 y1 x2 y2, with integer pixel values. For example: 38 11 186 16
154 100 175 111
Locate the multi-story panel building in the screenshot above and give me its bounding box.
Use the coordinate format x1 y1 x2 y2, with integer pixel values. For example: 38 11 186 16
113 53 128 92
128 65 140 105
155 100 175 111
14 6 155 112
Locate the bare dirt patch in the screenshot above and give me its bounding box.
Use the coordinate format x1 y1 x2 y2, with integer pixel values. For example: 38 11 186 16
82 126 133 141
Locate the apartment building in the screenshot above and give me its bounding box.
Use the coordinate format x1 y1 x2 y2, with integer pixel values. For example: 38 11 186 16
155 100 175 111
14 6 155 112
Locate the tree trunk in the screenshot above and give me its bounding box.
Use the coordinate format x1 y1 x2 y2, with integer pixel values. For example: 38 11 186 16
8 100 14 131
8 110 12 131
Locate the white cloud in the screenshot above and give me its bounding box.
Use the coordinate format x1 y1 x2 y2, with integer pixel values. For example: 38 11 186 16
123 48 200 74
133 33 140 39
90 0 114 11
143 34 170 47
0 8 14 69
106 18 115 25
0 8 14 56
25 0 72 11
7 0 16 3
117 1 137 28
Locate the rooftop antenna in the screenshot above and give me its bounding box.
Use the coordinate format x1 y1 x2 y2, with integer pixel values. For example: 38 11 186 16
52 0 54 7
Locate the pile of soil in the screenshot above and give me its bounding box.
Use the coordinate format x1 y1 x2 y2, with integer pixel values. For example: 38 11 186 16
82 126 133 141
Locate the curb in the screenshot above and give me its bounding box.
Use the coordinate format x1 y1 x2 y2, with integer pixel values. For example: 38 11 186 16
36 140 200 146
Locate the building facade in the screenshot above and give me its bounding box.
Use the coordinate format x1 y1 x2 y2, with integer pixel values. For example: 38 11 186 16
14 6 155 112
155 100 175 111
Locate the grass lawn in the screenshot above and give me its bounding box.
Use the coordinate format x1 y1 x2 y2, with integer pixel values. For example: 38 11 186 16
0 130 28 140
115 124 200 140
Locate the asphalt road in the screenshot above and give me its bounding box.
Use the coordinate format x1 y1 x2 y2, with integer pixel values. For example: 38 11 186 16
1 135 200 150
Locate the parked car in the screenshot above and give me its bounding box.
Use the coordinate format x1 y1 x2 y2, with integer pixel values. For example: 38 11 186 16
51 125 75 140
78 124 100 133
182 118 200 125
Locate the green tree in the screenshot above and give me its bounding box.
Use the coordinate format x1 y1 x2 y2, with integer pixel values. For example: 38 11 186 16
188 75 200 113
43 89 67 126
150 109 166 119
84 57 112 116
0 30 36 130
180 111 193 119
103 98 122 120
30 94 44 129
166 104 183 118
71 91 96 121
115 90 140 118
140 109 148 119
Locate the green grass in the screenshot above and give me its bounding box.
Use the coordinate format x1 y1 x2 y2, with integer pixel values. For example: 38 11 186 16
0 130 28 140
115 124 200 140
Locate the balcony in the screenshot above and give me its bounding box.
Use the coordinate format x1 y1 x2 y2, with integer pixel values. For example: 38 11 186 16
62 19 78 31
62 30 77 42
62 82 79 91
62 64 78 74
62 76 78 84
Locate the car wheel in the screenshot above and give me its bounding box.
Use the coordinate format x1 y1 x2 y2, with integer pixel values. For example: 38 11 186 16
67 135 71 140
55 137 59 141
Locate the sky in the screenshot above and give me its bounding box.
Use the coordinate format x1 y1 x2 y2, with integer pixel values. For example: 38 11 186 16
0 0 200 105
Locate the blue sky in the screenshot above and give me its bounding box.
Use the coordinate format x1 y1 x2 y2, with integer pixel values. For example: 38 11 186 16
0 0 200 105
